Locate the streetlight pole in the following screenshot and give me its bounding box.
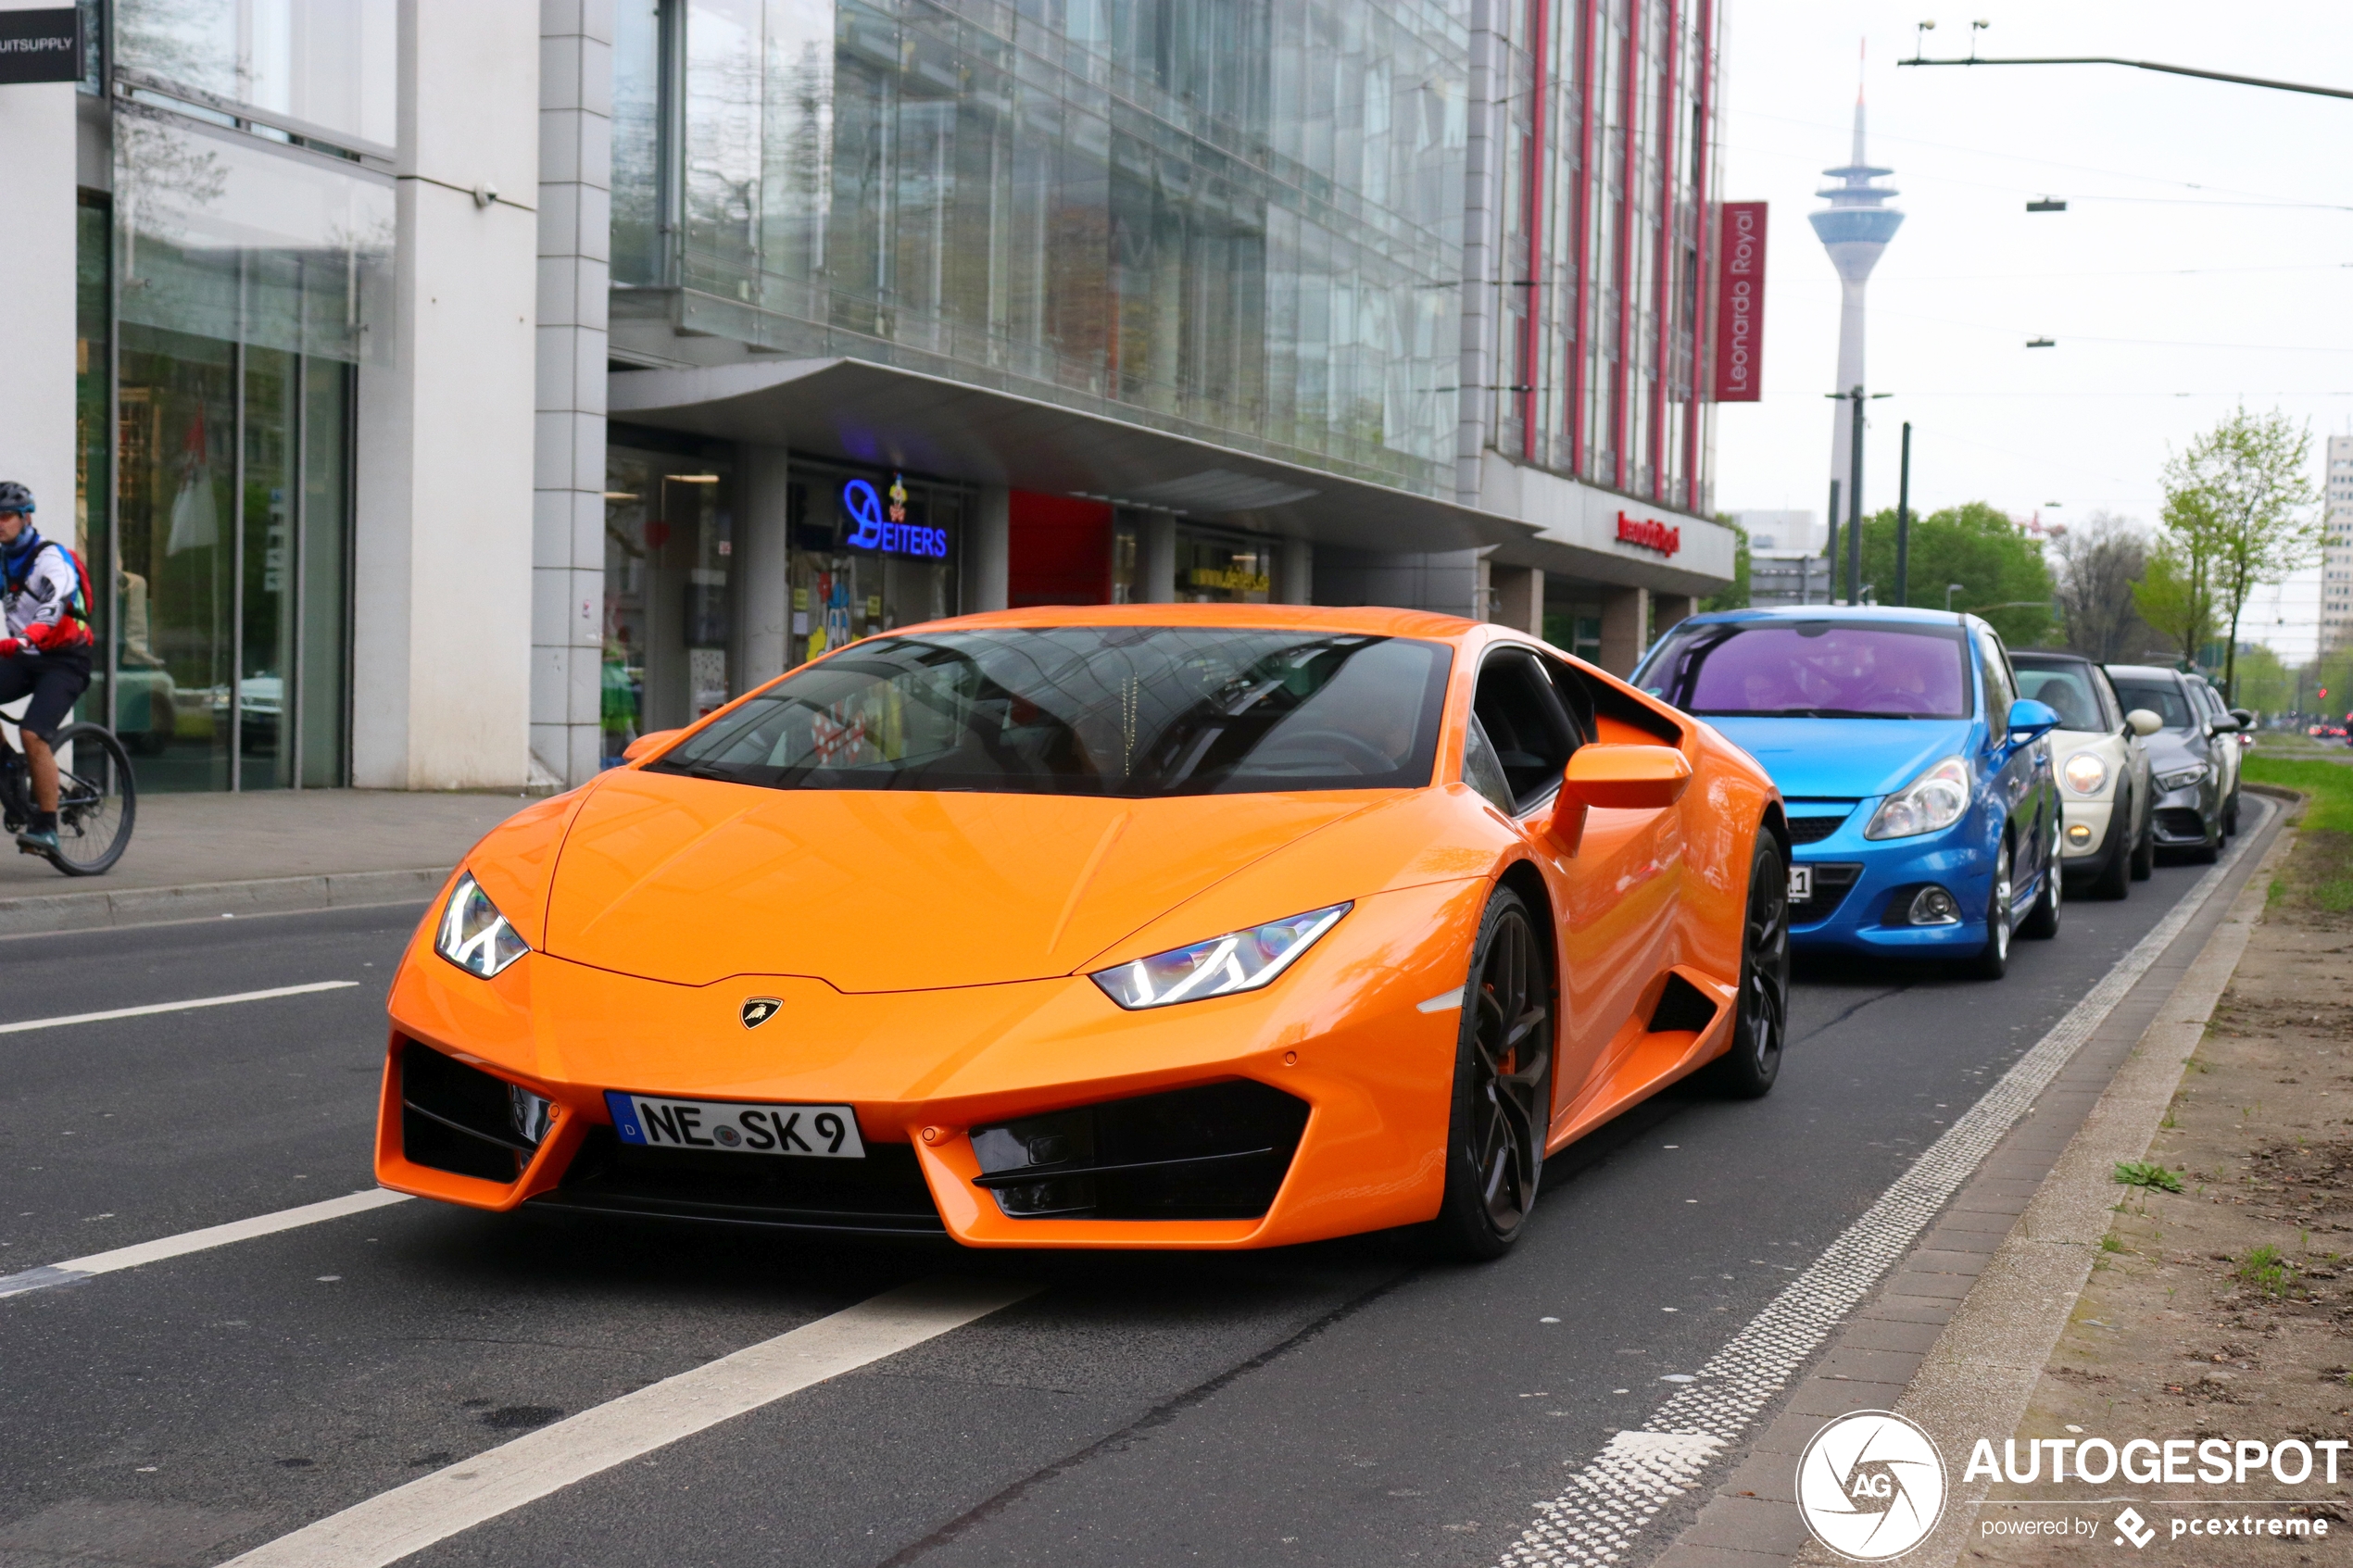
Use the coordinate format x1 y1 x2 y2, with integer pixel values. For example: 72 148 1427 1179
1824 479 1841 606
1945 583 1965 612
1847 386 1865 608
1894 422 1913 607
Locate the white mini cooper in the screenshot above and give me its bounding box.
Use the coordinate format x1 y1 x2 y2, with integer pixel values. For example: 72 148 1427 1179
2011 651 2158 898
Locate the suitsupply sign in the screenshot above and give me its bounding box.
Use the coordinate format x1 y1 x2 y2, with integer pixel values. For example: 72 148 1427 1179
1713 202 1767 402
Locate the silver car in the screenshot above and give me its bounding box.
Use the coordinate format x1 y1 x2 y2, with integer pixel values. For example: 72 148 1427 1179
2105 665 2235 862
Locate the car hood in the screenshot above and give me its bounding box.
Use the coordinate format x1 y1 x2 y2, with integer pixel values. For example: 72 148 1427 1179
2141 729 2208 771
538 769 1378 990
1704 716 1977 799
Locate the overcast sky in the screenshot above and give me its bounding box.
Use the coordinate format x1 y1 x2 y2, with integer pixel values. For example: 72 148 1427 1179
1714 0 2351 659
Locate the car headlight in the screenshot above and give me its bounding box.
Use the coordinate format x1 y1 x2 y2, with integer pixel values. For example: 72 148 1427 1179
1090 903 1350 1010
2062 752 2109 796
435 872 530 978
2156 764 2208 792
1864 756 1972 840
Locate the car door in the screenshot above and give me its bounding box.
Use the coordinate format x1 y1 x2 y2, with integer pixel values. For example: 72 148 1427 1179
1975 629 2051 888
1461 647 1677 1128
2092 665 2151 841
2195 681 2241 801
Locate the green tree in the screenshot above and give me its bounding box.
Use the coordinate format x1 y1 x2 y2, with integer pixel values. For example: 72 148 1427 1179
2229 643 2292 715
1703 514 1751 612
1852 501 2055 647
2133 543 2211 667
2156 408 2321 703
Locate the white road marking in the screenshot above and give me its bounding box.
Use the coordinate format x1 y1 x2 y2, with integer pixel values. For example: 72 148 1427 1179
220 1275 1039 1568
1499 807 2266 1568
0 1189 411 1300
0 980 359 1035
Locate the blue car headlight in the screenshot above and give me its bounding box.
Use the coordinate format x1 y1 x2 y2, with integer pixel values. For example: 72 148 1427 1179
1864 756 1972 840
1091 903 1350 1010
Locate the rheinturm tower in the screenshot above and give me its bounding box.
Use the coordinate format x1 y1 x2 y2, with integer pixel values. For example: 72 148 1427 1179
1808 87 1904 509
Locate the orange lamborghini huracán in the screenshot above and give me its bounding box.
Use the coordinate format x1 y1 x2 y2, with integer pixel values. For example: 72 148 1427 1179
377 606 1790 1259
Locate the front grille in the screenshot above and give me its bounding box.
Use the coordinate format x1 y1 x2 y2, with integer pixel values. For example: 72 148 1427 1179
971 1081 1311 1221
2156 807 2208 843
399 1040 533 1183
539 1128 945 1235
1791 862 1863 925
1786 812 1852 845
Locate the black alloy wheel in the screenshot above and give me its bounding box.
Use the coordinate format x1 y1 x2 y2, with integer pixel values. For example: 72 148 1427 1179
1969 835 2014 980
1430 887 1554 1261
2087 790 2132 900
1708 832 1790 1099
2130 801 2156 882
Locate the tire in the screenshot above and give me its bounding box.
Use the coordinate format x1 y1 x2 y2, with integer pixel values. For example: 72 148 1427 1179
2087 795 2132 901
1706 832 1791 1099
2129 807 2156 882
2192 809 2221 865
1969 835 2015 980
44 723 136 877
2019 819 2062 940
1429 886 1554 1261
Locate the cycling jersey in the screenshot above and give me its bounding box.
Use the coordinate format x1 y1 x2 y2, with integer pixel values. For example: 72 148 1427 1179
2 529 94 651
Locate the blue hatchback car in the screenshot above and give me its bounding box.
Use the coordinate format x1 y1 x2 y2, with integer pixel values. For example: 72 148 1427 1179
1631 607 2063 978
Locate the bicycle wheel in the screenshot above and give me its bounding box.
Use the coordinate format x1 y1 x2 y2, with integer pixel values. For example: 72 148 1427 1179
46 722 136 876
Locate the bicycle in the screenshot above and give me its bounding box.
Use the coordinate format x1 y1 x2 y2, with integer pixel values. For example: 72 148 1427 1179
0 719 135 876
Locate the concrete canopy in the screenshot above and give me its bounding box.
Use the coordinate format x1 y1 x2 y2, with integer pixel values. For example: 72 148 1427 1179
607 356 1729 596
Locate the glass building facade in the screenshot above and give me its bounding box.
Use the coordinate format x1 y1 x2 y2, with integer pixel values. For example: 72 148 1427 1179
80 0 391 789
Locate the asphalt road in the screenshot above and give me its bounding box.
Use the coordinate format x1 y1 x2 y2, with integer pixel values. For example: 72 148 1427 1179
0 827 2260 1568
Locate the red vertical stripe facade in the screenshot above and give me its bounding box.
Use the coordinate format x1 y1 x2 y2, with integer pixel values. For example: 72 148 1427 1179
1647 0 1680 498
1610 1 1640 492
1683 0 1717 514
1519 0 1551 462
1567 0 1598 476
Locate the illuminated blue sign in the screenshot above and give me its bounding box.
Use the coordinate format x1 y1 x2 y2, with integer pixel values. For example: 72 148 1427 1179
843 477 950 558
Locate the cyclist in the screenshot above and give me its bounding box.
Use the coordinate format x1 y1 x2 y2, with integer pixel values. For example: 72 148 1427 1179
0 483 94 856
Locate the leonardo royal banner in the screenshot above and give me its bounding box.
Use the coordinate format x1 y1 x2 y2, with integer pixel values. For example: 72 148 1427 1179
1712 201 1766 402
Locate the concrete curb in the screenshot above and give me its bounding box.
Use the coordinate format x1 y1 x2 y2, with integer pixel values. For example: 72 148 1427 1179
1800 809 2302 1568
0 866 453 937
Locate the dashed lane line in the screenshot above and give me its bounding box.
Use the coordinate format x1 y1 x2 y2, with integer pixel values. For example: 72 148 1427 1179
1498 806 2269 1568
0 1189 413 1300
218 1275 1040 1568
0 980 360 1035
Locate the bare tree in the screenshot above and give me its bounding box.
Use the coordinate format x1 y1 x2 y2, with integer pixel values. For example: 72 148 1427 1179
2049 512 2156 661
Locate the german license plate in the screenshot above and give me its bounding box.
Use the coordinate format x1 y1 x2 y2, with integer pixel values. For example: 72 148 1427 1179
1789 865 1814 903
603 1091 866 1159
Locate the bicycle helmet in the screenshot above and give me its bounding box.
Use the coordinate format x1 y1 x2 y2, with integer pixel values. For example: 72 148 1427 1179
0 483 31 517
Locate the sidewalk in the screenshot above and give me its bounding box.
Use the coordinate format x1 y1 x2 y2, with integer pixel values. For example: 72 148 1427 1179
0 789 537 934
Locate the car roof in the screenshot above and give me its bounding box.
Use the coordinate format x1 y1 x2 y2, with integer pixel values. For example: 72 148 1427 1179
1669 604 1978 631
2104 664 2185 682
916 602 1484 641
2009 649 2093 667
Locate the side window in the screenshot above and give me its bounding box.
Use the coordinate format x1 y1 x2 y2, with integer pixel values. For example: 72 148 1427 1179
2092 669 2124 732
1976 633 2017 718
1469 651 1581 813
1462 716 1516 814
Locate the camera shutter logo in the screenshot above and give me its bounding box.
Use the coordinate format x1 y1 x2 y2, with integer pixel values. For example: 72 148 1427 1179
1795 1411 1947 1561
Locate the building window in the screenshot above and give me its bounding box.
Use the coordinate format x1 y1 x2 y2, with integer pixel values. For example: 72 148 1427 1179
111 106 383 789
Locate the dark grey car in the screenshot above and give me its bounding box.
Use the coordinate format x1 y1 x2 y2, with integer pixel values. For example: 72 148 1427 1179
2104 664 2235 862
2185 674 2251 836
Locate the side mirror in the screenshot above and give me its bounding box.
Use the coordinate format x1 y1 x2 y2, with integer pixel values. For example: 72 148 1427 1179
2125 709 2162 738
623 729 683 763
2229 708 2257 729
2005 697 2060 746
1559 744 1692 810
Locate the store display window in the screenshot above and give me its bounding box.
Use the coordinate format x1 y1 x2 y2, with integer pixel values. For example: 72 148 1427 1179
786 467 962 667
1176 530 1277 605
603 447 735 766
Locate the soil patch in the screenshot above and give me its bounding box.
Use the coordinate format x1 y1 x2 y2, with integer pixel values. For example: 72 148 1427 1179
1969 809 2353 1565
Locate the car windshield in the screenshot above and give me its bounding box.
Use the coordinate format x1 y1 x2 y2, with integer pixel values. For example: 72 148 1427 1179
1640 621 1972 720
2109 676 2195 729
647 627 1453 797
2013 665 2104 731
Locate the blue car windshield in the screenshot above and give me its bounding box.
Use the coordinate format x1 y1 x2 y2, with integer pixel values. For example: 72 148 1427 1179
645 627 1453 797
1642 621 1973 720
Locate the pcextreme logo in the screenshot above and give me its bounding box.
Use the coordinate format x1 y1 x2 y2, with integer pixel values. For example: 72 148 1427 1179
1797 1411 1949 1562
